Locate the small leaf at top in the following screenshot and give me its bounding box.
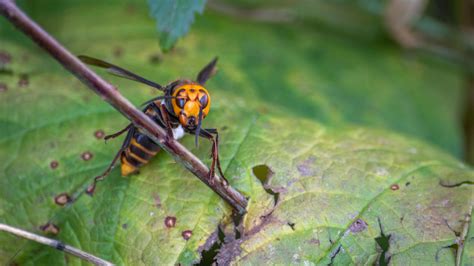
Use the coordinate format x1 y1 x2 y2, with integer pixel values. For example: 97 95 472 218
147 0 207 51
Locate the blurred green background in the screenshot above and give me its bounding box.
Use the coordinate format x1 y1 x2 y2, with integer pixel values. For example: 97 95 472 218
2 0 473 163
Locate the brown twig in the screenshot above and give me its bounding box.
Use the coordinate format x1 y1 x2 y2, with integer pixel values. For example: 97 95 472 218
0 0 247 213
0 223 114 266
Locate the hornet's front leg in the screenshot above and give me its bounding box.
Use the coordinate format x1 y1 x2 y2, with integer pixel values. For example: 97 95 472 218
159 103 174 141
149 102 174 141
196 128 228 186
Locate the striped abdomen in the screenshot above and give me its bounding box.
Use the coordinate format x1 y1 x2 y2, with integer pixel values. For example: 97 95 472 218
121 133 160 176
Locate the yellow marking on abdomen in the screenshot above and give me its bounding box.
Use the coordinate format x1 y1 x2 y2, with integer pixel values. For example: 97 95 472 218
126 149 148 164
130 138 158 156
121 155 137 176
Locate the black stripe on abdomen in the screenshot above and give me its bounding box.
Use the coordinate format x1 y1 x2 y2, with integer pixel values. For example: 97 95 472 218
135 134 160 152
124 150 147 167
129 144 153 161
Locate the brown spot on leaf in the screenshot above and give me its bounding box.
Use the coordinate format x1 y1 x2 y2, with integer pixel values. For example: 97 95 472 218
149 53 162 64
349 218 368 233
0 83 7 92
40 223 60 235
94 130 105 139
113 47 123 58
153 193 162 208
50 160 59 169
297 156 318 177
81 151 93 161
390 184 399 191
18 74 29 87
86 184 96 195
126 3 136 14
164 216 176 228
54 193 71 206
182 230 192 240
0 51 12 65
308 238 320 245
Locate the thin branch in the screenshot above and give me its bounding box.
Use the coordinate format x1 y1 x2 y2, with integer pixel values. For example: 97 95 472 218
0 0 247 213
0 223 114 266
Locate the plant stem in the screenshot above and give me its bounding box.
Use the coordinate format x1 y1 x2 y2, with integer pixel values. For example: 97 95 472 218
0 0 247 213
0 223 114 266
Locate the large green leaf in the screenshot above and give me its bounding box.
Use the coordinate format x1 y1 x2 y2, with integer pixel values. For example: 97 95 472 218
218 116 472 265
0 0 472 265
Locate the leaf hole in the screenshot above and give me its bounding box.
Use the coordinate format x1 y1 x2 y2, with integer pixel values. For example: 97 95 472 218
252 164 279 206
287 222 295 231
375 217 392 266
197 225 226 265
253 164 273 184
435 244 457 262
328 244 342 265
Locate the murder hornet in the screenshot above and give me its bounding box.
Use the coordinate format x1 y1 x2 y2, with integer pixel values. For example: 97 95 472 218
78 55 226 194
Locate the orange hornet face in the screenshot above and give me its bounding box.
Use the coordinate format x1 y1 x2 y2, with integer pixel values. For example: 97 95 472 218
171 84 211 129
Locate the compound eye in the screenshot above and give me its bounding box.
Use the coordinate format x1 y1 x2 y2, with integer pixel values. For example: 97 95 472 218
176 98 186 108
199 94 208 108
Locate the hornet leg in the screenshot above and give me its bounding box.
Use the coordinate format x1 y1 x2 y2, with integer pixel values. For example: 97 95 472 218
148 102 174 140
198 128 228 186
104 123 132 142
86 127 135 195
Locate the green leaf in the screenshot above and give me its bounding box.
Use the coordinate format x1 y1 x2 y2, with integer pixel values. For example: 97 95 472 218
218 116 473 265
147 0 207 51
0 0 472 265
